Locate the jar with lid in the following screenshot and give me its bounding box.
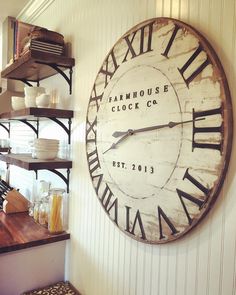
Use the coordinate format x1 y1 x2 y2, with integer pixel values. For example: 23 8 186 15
48 188 66 234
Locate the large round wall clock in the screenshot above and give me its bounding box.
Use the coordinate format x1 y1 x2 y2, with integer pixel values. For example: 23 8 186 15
85 17 233 244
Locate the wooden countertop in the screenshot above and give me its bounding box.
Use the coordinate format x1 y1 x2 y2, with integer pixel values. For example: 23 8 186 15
0 211 70 254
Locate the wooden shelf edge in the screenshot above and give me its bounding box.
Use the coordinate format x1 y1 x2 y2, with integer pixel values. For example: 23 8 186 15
0 232 70 254
1 50 75 79
0 107 74 120
0 153 72 170
0 147 9 153
0 212 70 254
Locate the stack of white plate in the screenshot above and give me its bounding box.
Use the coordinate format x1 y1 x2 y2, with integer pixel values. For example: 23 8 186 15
24 86 46 108
33 138 59 160
11 96 25 110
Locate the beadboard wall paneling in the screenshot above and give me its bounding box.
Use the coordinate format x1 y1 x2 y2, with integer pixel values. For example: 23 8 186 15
2 0 234 294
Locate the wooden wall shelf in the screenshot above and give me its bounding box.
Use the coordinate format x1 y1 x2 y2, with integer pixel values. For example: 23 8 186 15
0 107 73 143
0 148 9 153
1 50 75 94
0 153 72 170
0 107 73 120
0 153 72 192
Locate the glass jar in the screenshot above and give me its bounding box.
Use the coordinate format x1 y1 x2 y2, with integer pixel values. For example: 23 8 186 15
28 202 34 217
48 188 66 234
39 200 49 226
33 201 40 223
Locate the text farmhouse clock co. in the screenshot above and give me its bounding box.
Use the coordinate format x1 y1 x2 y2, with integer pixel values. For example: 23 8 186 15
86 18 233 244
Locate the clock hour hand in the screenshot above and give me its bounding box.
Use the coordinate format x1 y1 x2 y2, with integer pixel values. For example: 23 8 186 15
112 118 205 138
103 132 131 154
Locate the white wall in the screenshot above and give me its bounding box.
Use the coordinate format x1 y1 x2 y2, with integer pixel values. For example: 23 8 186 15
0 241 67 295
7 0 236 294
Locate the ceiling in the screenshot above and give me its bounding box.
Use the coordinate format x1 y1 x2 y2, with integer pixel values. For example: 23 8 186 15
0 0 30 23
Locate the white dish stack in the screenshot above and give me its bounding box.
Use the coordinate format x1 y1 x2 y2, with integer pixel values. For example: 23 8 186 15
11 87 51 111
24 86 46 108
33 138 59 160
11 96 25 110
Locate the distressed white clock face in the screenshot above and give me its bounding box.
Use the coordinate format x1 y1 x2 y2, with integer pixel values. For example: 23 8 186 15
86 18 233 243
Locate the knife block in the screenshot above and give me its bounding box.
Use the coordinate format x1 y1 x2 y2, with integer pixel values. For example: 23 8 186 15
3 189 30 214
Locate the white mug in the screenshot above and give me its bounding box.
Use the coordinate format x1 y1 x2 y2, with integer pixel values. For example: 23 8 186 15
36 94 50 108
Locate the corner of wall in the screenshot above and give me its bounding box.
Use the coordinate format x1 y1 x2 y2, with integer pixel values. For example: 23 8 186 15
17 0 55 23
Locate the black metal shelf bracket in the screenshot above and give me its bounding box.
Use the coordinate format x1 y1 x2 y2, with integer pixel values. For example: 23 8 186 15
48 117 72 144
33 168 70 193
20 79 33 87
0 122 10 135
20 79 40 87
34 170 38 179
49 168 70 193
35 61 73 94
11 119 39 137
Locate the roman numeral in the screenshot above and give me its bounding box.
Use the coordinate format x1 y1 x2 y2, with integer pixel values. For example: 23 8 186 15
158 206 179 240
100 49 119 88
125 206 146 240
122 21 154 62
87 148 100 177
100 184 118 224
92 173 103 193
161 25 210 87
161 24 180 58
192 106 223 152
177 168 211 225
178 44 210 87
89 84 103 112
86 117 97 143
183 168 210 196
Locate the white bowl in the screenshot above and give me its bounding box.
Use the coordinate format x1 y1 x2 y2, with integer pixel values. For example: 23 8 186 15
34 143 59 150
12 101 25 110
36 94 50 108
25 96 37 107
35 146 58 150
34 138 59 145
11 96 25 110
35 149 58 160
24 86 45 97
34 144 59 151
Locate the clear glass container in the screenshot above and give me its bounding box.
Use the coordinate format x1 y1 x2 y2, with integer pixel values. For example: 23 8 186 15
39 200 49 226
28 202 34 217
48 188 66 234
33 201 40 223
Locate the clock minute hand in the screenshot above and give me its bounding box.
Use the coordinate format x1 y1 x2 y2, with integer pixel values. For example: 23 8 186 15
112 118 205 138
